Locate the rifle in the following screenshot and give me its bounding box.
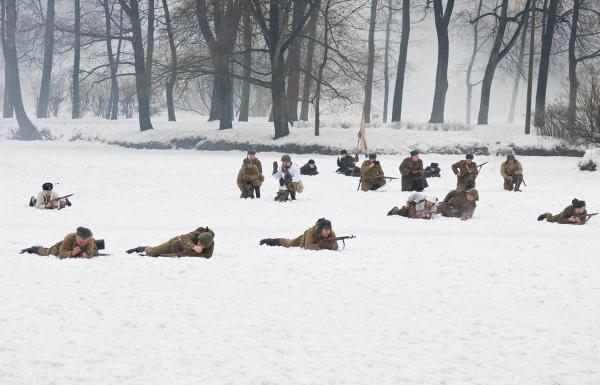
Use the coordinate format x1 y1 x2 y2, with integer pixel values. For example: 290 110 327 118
334 235 356 250
477 162 489 170
357 175 398 191
586 213 598 221
54 193 74 210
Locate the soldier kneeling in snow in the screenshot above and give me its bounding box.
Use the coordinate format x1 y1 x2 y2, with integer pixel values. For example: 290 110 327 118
273 154 304 202
388 192 438 219
300 159 319 175
537 198 590 225
127 226 215 258
259 218 339 251
20 226 99 258
437 188 478 221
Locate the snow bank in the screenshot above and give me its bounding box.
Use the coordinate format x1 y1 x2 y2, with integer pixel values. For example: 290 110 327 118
0 114 585 156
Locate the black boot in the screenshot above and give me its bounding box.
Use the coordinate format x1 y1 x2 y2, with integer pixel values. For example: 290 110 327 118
29 197 36 207
259 238 281 246
126 246 148 254
537 213 551 221
65 197 72 206
387 207 401 216
289 191 296 200
20 246 40 254
254 186 261 199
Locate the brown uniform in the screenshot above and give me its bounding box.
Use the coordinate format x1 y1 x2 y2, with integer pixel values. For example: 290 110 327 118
437 189 477 218
452 160 479 190
547 205 588 225
279 226 339 250
360 161 386 191
399 157 428 191
37 233 98 258
500 160 524 191
237 164 264 198
145 227 215 258
250 158 263 174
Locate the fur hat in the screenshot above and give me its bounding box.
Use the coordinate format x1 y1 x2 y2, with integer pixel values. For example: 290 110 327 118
410 150 419 156
308 159 315 164
316 218 332 232
368 153 377 159
76 227 93 238
507 153 515 160
572 198 586 208
247 150 256 155
466 154 474 160
340 150 347 155
42 182 53 191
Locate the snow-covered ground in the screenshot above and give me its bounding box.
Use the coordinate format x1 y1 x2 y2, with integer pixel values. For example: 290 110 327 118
1 139 599 385
0 114 582 155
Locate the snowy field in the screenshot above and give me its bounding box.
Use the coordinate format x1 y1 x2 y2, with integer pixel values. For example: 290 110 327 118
1 140 599 385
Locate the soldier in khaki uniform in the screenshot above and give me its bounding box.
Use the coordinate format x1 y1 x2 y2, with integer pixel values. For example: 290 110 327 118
247 150 262 173
259 218 339 251
452 154 479 190
127 226 215 258
237 158 264 198
360 153 386 191
538 199 589 225
500 154 524 191
399 150 428 192
437 188 478 220
20 227 98 258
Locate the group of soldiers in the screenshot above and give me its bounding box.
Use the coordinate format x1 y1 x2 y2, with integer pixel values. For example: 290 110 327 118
20 148 593 258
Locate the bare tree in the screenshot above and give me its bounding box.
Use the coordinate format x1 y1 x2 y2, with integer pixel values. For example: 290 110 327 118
118 0 153 131
238 4 252 122
300 4 319 121
429 0 455 123
314 0 331 135
464 0 483 125
533 0 558 128
508 0 530 123
72 0 81 119
382 0 392 123
391 0 410 122
287 0 306 122
1 0 13 117
477 0 531 125
37 0 56 118
162 0 177 121
363 0 378 123
4 0 40 139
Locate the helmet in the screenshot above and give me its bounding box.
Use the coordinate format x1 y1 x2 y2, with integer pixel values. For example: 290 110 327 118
281 154 291 162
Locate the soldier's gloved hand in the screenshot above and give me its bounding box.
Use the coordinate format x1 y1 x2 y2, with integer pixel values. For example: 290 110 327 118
279 178 285 187
318 240 332 250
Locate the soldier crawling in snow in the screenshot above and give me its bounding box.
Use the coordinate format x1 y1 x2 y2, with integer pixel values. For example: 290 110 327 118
29 182 71 209
387 192 438 219
273 154 304 201
127 226 215 258
537 198 590 225
437 188 479 221
20 226 98 258
259 218 339 251
237 158 264 198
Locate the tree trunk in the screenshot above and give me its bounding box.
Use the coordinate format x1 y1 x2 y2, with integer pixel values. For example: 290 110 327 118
37 0 55 118
145 0 155 107
72 0 80 119
1 0 14 118
300 6 319 121
382 0 392 123
477 0 530 125
238 7 252 122
429 0 454 124
314 1 330 136
103 0 119 120
5 0 40 139
534 0 558 128
162 0 177 121
272 53 289 139
465 0 482 125
391 0 410 122
508 6 529 124
567 0 581 132
286 0 306 122
119 0 153 131
363 0 378 123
